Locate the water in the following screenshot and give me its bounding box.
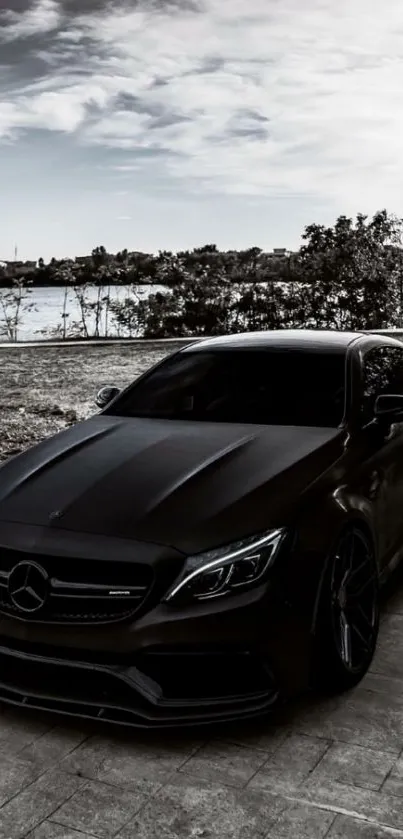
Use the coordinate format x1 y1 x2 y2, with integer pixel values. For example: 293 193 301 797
0 284 163 342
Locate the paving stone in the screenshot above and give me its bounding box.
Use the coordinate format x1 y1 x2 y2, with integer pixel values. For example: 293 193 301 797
372 614 403 680
380 756 403 797
365 672 403 697
28 822 96 839
60 735 117 780
98 739 202 794
51 779 147 838
309 741 396 791
19 726 88 773
116 775 287 839
328 814 403 838
293 687 403 754
221 721 292 754
0 710 51 755
267 801 336 839
179 740 269 787
248 733 331 794
294 776 403 833
61 732 203 794
0 754 41 807
0 769 83 839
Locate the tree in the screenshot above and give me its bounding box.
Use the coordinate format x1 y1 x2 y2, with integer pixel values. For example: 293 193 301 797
292 210 403 329
0 278 35 341
111 264 240 338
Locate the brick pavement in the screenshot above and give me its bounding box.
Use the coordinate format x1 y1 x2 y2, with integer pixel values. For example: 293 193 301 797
0 587 403 837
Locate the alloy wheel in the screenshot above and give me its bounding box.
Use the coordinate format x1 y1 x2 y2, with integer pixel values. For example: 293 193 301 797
330 528 378 674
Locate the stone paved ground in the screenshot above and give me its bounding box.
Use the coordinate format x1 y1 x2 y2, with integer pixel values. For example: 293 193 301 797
2 343 403 837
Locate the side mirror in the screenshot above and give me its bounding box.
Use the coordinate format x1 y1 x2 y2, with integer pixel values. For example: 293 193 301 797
95 385 121 409
374 394 403 422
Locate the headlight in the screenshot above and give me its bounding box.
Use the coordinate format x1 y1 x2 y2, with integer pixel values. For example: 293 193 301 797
163 528 285 604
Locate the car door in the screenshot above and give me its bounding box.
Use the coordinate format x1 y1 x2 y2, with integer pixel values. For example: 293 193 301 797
351 343 403 569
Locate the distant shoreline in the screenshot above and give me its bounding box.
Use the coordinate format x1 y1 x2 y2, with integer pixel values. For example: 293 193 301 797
0 336 202 349
0 281 155 290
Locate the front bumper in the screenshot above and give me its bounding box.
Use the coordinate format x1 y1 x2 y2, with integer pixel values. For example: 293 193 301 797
0 526 315 728
0 587 313 727
0 641 281 728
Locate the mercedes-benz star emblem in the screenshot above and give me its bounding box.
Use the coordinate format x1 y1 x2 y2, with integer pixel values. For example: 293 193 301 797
8 561 49 613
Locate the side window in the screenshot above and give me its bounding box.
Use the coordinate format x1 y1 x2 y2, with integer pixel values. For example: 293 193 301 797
361 346 403 424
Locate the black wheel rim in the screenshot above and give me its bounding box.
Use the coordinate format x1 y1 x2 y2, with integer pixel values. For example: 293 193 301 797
330 529 378 673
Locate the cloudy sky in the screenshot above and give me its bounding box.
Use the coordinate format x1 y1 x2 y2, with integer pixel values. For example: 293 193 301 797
1 0 402 261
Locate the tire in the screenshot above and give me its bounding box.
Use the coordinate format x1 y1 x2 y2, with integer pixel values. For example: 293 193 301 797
312 525 380 694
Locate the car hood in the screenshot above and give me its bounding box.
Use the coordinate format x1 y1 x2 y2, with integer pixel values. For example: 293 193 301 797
0 415 343 554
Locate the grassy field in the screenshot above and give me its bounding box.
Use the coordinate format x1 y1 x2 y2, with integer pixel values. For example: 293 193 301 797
0 342 186 463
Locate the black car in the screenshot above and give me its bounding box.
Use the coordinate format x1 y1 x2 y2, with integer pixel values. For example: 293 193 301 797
0 329 403 728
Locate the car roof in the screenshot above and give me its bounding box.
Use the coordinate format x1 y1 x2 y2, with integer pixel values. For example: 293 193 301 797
185 329 367 352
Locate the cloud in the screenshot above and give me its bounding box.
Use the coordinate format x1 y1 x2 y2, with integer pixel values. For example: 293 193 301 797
0 0 61 42
1 0 403 208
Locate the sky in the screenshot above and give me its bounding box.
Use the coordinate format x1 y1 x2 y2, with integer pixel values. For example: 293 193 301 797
1 0 403 261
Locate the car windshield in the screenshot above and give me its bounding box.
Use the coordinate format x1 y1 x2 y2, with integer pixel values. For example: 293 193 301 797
108 348 346 428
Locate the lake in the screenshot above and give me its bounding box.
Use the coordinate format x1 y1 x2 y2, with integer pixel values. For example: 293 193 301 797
0 284 163 342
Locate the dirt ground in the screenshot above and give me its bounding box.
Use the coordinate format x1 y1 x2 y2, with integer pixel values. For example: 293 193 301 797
0 342 184 463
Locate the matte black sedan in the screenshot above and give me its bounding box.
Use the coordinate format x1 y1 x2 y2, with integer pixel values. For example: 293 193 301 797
0 329 403 728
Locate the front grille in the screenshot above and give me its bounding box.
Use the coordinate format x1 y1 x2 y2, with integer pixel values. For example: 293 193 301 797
0 548 154 625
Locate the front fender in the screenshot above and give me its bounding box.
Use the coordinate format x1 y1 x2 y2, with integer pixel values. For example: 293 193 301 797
284 488 376 637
